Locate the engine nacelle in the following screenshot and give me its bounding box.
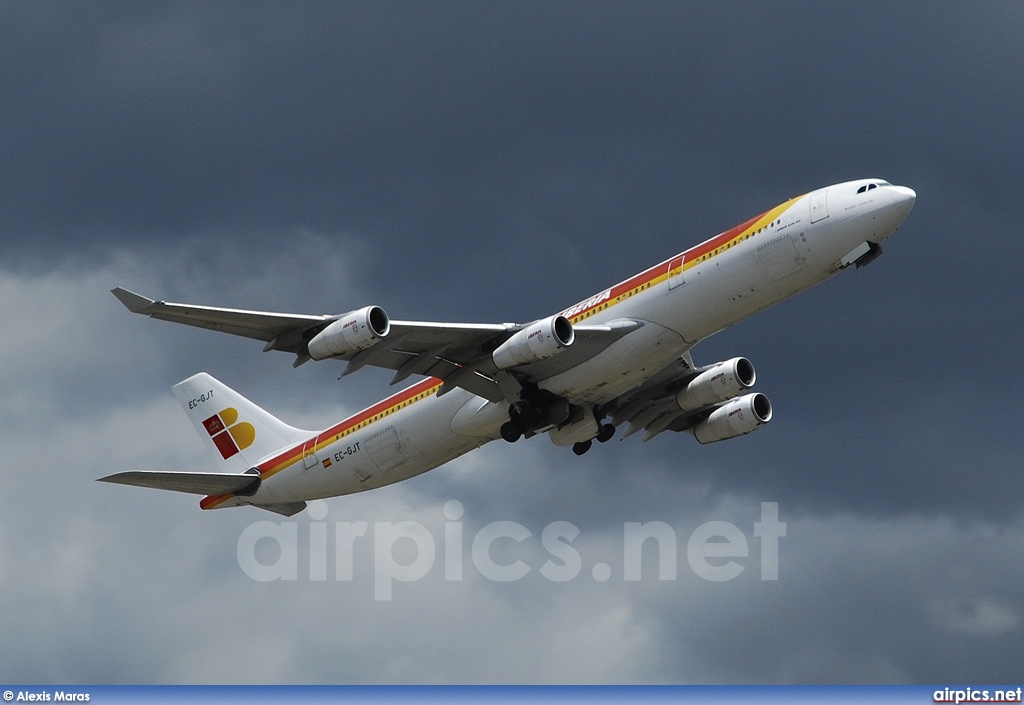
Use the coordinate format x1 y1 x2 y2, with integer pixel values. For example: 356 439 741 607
676 357 756 410
693 392 772 445
492 315 574 370
307 305 390 361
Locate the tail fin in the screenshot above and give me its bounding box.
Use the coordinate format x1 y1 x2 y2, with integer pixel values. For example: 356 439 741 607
172 372 310 472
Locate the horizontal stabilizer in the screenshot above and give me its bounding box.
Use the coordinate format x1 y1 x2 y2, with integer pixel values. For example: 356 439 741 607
259 502 307 517
98 470 260 496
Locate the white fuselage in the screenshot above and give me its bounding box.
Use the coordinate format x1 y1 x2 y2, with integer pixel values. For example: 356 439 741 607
209 179 915 510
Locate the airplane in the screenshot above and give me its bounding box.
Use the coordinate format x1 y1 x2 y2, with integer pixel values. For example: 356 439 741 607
100 178 915 516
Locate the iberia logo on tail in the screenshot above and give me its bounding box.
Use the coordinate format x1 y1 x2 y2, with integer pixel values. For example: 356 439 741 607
202 407 256 460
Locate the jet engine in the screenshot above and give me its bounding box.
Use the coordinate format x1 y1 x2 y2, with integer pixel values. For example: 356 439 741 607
492 315 574 370
693 392 772 444
307 305 390 360
676 357 756 410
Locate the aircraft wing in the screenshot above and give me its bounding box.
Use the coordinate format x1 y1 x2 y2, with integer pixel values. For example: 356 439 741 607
98 470 261 496
339 318 642 402
113 288 642 403
598 351 708 441
111 288 333 351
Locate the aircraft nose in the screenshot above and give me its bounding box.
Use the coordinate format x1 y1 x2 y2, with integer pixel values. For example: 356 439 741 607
890 185 916 210
878 184 916 235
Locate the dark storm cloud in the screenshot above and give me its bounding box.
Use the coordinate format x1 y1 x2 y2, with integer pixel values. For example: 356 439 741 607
4 4 1017 248
1 0 1022 685
1 2 1019 328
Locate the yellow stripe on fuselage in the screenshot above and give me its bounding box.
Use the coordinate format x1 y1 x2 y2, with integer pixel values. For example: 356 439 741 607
560 196 801 324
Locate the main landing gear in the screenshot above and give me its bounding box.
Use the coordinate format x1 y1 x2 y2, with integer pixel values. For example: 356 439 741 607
499 385 569 444
500 421 522 443
572 440 592 456
497 381 616 457
571 423 615 456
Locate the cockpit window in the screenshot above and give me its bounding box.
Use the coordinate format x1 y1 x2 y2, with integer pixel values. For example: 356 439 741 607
857 182 882 194
857 185 866 194
868 183 876 190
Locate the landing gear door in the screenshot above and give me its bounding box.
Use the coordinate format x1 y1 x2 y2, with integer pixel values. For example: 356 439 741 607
810 188 829 224
667 254 685 290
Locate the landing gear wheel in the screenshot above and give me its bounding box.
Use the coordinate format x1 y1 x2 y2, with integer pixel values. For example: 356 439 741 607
500 421 522 443
596 423 615 443
572 440 593 456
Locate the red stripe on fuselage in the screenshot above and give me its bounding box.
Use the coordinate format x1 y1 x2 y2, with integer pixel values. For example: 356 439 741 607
563 208 777 321
297 376 441 466
200 376 442 510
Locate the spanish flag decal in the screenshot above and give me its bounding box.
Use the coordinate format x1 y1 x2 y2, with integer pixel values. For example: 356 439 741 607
202 407 256 460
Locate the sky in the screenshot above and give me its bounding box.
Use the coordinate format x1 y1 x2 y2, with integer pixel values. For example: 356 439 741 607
1 0 1023 685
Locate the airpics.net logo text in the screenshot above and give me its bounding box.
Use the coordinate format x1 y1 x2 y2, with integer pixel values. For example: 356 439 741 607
236 501 786 600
